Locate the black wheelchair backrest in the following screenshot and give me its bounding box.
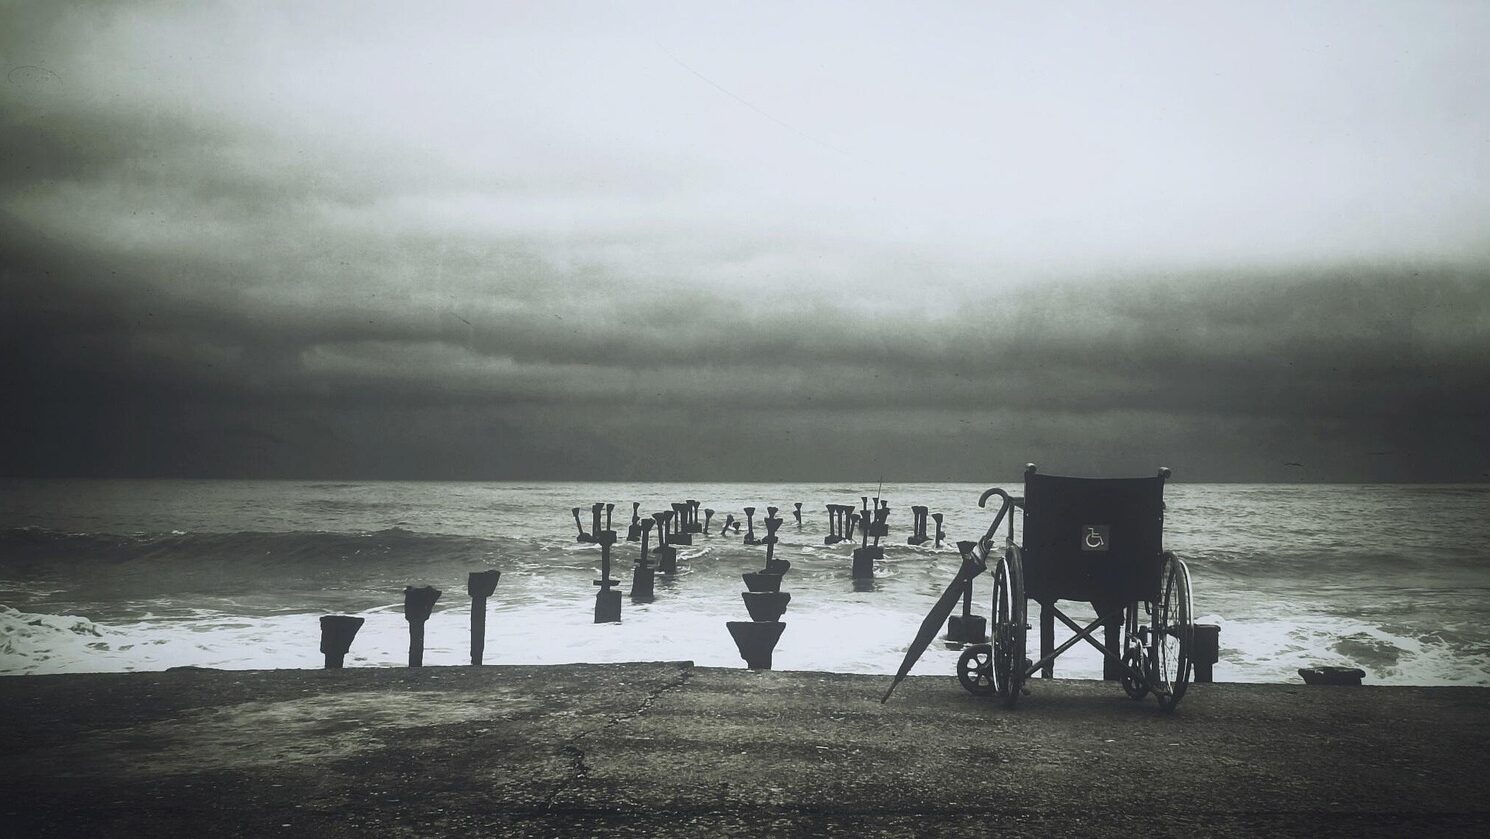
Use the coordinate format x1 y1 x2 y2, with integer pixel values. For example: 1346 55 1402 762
1021 471 1166 606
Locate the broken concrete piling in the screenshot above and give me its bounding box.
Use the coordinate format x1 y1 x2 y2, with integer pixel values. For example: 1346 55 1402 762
743 507 759 545
851 498 882 580
703 508 715 535
944 542 988 644
466 570 501 666
687 500 703 533
741 571 783 592
741 590 791 621
873 501 890 539
627 502 642 542
793 502 803 526
572 507 594 543
729 506 790 669
669 503 693 545
1194 623 1221 683
932 512 945 548
318 615 364 669
907 505 930 546
824 505 843 545
651 512 678 574
725 620 787 670
630 519 656 603
403 585 442 667
762 511 790 574
593 528 622 623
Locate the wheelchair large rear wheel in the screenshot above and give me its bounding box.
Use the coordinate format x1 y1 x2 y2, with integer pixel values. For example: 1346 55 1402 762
991 547 1027 708
1151 554 1194 712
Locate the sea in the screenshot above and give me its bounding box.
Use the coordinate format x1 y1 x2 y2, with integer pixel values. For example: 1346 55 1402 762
1 479 1487 686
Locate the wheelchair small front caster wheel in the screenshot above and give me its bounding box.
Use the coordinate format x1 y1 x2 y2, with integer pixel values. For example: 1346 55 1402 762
957 644 994 696
1121 647 1149 700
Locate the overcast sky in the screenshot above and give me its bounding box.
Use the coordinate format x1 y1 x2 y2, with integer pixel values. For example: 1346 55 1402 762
3 1 1488 482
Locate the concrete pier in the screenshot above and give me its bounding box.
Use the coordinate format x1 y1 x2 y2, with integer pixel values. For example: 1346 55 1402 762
1 665 1485 837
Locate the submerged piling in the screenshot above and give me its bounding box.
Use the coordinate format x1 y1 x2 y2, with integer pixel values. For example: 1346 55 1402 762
572 507 593 543
652 511 678 574
793 502 803 526
467 570 501 666
669 503 693 545
594 528 622 623
851 497 881 579
743 507 759 545
932 512 945 548
907 505 930 546
630 519 656 603
627 502 642 542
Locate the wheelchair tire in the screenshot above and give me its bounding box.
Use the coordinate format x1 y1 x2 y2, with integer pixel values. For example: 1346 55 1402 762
991 547 1027 709
1152 554 1194 712
957 644 994 695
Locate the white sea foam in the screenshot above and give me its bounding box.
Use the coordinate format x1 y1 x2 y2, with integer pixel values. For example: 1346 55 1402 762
2 480 1488 685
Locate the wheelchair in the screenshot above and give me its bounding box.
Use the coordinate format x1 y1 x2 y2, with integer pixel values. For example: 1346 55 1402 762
885 464 1195 711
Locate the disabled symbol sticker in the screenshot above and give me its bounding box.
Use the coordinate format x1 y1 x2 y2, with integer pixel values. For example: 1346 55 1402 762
1081 525 1110 552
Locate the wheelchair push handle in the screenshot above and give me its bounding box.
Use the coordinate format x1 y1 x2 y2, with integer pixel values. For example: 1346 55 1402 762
977 487 1023 510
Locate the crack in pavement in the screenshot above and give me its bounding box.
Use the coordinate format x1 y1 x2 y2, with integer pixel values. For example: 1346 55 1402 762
543 661 695 810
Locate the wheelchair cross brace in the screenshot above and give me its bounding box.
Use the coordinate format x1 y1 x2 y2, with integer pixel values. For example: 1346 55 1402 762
1020 603 1149 689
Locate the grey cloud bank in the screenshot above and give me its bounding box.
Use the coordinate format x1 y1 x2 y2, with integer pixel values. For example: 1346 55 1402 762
3 2 1488 482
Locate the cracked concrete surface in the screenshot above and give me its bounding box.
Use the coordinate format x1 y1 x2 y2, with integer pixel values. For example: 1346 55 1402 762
544 661 694 811
2 662 1487 837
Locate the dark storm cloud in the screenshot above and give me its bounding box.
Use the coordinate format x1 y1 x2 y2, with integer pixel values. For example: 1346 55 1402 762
6 194 1488 481
4 2 1489 481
